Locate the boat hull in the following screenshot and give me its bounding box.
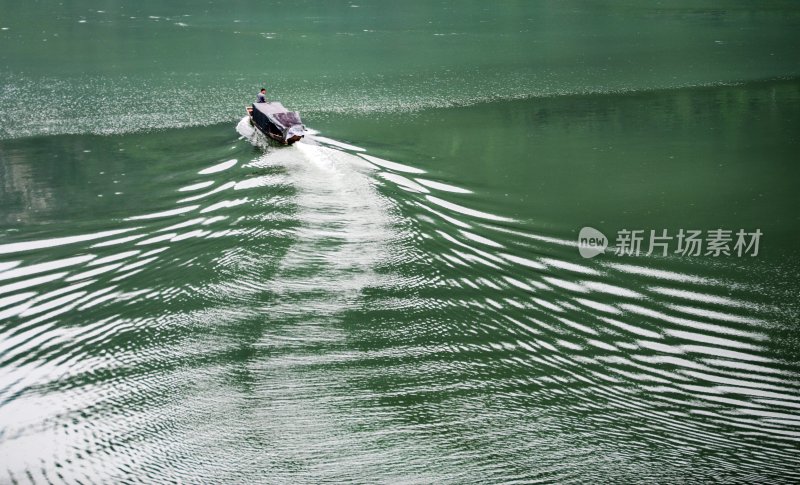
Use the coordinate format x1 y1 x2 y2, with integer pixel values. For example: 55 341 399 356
247 103 306 145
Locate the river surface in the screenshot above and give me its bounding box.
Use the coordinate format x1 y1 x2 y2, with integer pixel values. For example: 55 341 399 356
1 1 800 483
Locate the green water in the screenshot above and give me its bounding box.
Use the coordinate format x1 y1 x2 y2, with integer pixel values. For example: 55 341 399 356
1 1 800 483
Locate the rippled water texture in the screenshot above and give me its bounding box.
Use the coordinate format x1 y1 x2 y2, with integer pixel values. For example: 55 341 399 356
2 0 800 138
2 1 800 483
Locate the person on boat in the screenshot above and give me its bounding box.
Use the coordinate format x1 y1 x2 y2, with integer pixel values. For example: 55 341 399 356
256 88 267 103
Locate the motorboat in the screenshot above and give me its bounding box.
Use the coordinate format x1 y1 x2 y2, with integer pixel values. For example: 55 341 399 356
246 101 306 145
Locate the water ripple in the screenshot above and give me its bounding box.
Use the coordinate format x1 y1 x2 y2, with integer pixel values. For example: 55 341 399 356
0 125 797 482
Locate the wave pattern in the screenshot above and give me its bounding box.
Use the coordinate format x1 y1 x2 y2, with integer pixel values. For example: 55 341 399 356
0 125 798 482
1 69 778 141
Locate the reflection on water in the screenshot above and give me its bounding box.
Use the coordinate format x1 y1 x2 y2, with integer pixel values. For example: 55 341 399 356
1 79 799 482
3 1 800 139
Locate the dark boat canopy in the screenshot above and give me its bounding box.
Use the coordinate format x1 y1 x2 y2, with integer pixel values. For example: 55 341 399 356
252 102 303 132
249 101 306 145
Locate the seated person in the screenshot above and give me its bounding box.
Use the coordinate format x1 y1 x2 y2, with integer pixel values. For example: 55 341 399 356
256 88 267 103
